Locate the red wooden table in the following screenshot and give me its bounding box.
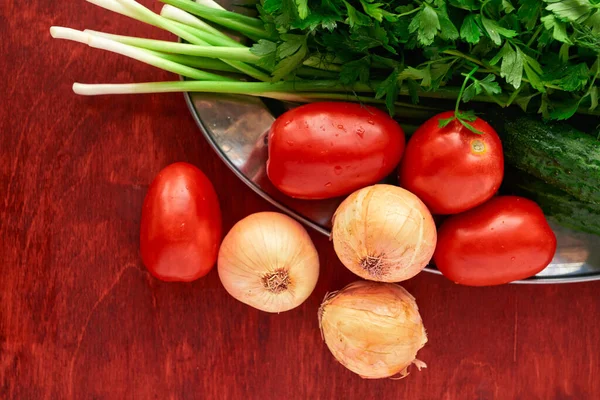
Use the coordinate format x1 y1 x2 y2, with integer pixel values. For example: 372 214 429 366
2 2 600 399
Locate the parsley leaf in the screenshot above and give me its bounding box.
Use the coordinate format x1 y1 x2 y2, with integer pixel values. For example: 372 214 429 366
250 39 277 70
375 68 400 114
518 0 543 31
398 66 432 87
549 97 584 120
436 5 459 40
430 61 454 88
541 15 572 43
262 0 280 13
481 16 517 45
542 63 590 91
479 75 502 95
339 56 371 85
409 5 441 46
250 39 277 56
515 93 539 111
545 0 596 23
292 10 342 31
521 52 546 92
272 35 308 81
490 42 524 89
359 0 396 22
502 0 516 13
585 11 600 34
460 14 482 44
462 74 502 102
295 0 309 19
343 0 371 28
449 0 478 11
277 34 304 58
272 0 300 30
406 79 421 104
349 24 397 54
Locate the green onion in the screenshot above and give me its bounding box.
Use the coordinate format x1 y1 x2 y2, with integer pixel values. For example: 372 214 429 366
50 27 232 81
114 0 270 81
72 80 374 96
82 31 260 63
140 52 241 73
160 0 267 32
159 4 241 47
159 0 273 41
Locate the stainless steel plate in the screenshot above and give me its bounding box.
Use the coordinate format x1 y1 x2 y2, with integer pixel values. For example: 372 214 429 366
184 1 600 284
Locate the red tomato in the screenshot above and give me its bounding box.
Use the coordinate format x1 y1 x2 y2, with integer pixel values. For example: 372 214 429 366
433 196 557 286
267 102 405 199
140 162 222 282
398 111 504 214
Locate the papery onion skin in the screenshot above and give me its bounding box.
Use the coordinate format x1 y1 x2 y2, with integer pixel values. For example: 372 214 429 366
217 212 320 313
318 281 428 379
331 184 437 282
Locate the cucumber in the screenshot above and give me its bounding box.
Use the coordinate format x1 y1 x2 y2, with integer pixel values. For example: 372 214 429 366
489 112 600 204
503 169 600 236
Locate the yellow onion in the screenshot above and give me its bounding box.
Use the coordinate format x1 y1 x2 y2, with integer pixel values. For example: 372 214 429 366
332 184 437 282
218 212 319 313
318 280 427 379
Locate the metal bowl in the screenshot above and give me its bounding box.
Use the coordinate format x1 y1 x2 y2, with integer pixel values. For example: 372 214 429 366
183 1 600 284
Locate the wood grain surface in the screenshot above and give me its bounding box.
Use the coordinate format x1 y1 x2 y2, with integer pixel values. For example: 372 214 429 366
1 1 600 399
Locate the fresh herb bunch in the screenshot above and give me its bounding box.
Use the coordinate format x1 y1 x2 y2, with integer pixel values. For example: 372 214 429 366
52 0 599 123
251 0 600 119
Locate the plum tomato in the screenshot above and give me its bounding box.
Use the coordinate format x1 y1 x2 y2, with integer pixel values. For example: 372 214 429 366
433 196 557 286
267 102 406 200
140 162 222 282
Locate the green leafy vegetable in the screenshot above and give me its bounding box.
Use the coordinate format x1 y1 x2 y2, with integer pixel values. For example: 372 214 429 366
409 5 441 46
460 15 482 44
52 0 600 121
248 0 599 120
462 74 502 102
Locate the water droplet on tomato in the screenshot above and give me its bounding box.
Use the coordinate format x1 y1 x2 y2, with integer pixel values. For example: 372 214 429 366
367 120 374 125
337 124 344 129
356 128 365 138
284 120 292 126
511 257 516 261
334 166 343 175
325 182 332 187
286 140 294 146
